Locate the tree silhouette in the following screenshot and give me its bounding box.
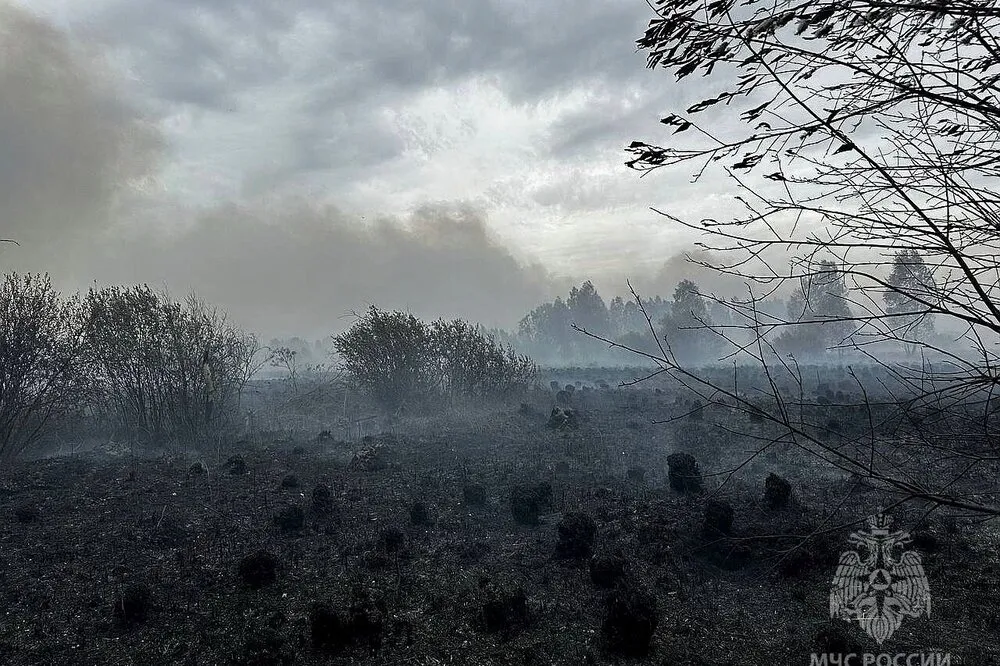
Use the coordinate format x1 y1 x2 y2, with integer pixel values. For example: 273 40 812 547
884 249 937 354
779 260 853 355
660 280 720 363
567 280 611 340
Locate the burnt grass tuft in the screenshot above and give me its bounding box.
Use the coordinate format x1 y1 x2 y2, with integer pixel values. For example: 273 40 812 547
114 582 152 627
238 550 278 589
478 579 530 636
589 553 629 589
703 499 735 539
509 482 553 526
409 500 433 526
764 472 792 509
310 600 384 655
224 454 248 475
310 483 335 515
666 452 702 493
554 512 598 559
14 503 40 524
378 526 405 554
462 482 487 506
602 580 657 657
241 622 295 666
274 504 305 532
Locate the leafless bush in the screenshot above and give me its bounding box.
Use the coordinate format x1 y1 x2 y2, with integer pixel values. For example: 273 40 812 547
0 273 91 461
84 285 260 448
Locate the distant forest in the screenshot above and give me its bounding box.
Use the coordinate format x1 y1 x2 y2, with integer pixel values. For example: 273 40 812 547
270 252 938 369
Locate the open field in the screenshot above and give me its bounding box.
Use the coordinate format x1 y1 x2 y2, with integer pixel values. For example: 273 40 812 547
0 369 995 665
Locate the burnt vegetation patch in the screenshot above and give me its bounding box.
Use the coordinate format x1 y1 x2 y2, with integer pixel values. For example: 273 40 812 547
462 482 488 506
589 553 629 589
13 503 40 524
238 550 278 589
0 388 993 664
310 483 335 516
554 511 598 559
602 580 658 657
509 482 553 526
666 452 702 494
273 504 305 533
764 473 792 509
113 582 152 628
477 579 531 636
309 600 384 656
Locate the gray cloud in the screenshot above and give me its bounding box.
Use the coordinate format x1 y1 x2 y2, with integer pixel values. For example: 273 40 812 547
70 0 666 198
90 0 652 104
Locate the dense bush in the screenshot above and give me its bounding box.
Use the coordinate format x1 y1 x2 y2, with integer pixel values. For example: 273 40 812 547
333 307 537 410
431 318 537 400
0 273 92 461
84 285 260 447
0 274 260 457
332 308 437 410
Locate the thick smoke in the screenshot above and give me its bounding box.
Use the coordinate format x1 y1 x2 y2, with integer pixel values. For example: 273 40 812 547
0 5 559 338
0 3 161 263
89 200 558 338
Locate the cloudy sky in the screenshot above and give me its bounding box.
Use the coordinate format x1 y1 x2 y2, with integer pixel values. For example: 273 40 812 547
0 0 744 338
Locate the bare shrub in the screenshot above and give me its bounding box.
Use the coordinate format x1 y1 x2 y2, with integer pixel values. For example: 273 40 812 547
0 273 91 461
84 285 259 447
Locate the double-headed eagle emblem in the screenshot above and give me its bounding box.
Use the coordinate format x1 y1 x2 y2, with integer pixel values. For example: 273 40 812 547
829 513 931 645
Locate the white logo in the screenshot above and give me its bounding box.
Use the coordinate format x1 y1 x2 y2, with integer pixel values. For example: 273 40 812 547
829 513 931 645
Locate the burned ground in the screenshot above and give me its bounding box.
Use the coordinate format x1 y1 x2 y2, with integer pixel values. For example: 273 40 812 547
0 376 995 665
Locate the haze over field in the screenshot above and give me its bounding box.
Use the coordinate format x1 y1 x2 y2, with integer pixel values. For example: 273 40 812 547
2 2 999 663
0 0 755 339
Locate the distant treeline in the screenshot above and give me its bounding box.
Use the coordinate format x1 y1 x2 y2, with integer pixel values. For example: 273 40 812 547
265 256 936 369
499 255 937 366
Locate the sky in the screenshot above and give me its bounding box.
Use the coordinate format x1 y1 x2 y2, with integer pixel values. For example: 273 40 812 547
0 0 748 338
